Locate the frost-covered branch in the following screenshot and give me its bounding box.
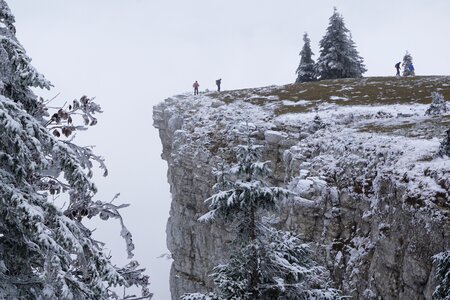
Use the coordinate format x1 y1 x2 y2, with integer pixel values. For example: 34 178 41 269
0 2 151 298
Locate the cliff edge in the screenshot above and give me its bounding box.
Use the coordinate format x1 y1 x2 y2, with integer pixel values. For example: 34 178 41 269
153 76 450 299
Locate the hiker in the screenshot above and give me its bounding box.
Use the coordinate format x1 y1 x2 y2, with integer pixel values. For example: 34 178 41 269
408 63 415 76
193 81 199 95
395 62 401 77
216 78 222 92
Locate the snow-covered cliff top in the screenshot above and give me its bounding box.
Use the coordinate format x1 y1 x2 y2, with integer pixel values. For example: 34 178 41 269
153 76 450 299
155 75 450 219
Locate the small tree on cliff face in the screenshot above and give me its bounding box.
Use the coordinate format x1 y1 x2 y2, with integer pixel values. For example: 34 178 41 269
425 92 448 116
295 33 316 83
315 8 366 80
438 128 450 157
181 138 340 300
0 1 151 299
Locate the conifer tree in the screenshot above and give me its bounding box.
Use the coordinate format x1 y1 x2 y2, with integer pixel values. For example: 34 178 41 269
295 33 316 83
0 1 151 299
432 251 450 300
182 137 340 300
438 128 450 157
315 8 366 80
402 51 415 76
425 92 448 116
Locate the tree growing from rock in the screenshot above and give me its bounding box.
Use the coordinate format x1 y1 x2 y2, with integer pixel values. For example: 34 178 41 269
309 114 327 133
438 128 450 157
425 92 448 116
295 33 316 83
0 1 151 299
315 8 366 80
181 138 340 300
432 250 450 300
402 51 415 76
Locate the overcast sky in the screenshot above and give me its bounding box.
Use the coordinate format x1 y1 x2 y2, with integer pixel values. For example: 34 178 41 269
9 1 450 298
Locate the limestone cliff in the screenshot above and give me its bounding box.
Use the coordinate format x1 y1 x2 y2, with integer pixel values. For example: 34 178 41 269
153 77 450 300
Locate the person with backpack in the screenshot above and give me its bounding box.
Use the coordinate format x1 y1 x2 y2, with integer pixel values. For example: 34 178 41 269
193 81 199 95
408 63 415 76
216 78 222 92
395 62 401 77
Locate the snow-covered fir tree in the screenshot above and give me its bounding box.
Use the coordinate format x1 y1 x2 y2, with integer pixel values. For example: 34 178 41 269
425 92 448 116
402 51 415 76
181 136 340 300
315 7 366 80
432 251 450 300
438 128 450 157
309 114 327 133
295 33 316 83
0 1 151 299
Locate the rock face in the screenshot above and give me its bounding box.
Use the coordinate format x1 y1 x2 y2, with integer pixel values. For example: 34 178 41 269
153 77 450 300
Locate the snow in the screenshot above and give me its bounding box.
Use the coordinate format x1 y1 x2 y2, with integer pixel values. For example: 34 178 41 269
282 100 311 106
277 103 430 125
329 95 349 101
264 130 288 144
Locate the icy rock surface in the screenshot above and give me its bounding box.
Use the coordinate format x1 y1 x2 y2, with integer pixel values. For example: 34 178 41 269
153 77 450 300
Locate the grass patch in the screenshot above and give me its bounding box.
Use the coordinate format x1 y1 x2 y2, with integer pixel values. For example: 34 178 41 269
210 76 450 116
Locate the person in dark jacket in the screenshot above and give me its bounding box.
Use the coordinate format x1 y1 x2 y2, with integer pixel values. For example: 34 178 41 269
216 78 222 92
193 81 199 95
395 62 401 77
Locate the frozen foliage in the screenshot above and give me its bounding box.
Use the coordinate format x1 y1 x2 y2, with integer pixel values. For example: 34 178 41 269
315 8 366 80
425 92 448 116
432 251 450 300
0 2 151 299
295 33 316 83
185 139 340 300
438 128 450 157
402 51 415 77
309 114 327 133
181 293 218 300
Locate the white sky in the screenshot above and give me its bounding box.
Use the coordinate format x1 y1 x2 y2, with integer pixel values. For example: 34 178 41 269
9 1 450 299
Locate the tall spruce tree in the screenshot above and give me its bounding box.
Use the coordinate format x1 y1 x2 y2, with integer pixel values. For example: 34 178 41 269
315 8 366 80
181 138 340 300
295 33 316 83
0 1 151 299
402 51 415 76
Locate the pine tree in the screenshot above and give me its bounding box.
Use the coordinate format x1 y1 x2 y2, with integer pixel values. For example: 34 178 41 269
402 51 415 76
295 33 316 83
425 92 448 116
309 114 327 133
315 7 366 80
182 138 340 300
0 1 151 299
432 251 450 300
437 128 450 158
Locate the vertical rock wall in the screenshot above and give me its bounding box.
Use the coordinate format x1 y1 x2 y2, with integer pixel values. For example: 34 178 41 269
154 87 449 300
